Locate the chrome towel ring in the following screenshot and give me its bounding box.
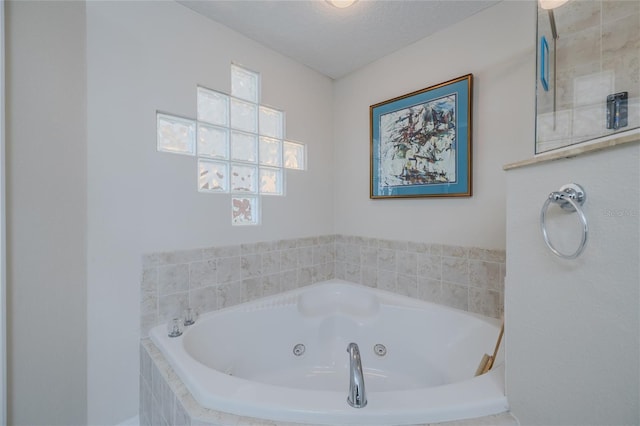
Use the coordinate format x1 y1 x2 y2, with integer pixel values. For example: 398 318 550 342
540 183 588 259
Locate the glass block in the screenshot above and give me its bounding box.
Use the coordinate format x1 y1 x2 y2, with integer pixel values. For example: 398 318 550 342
230 97 258 133
157 113 196 156
260 167 283 196
230 163 258 193
198 159 229 193
259 106 284 139
230 131 258 163
197 123 228 159
197 87 229 126
232 196 260 226
283 140 306 170
259 136 282 167
231 64 260 103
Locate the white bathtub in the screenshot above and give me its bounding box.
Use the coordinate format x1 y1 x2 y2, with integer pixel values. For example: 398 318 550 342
150 279 509 425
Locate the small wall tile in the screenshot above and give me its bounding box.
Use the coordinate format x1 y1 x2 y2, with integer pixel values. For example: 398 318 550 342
297 246 314 267
159 292 189 323
243 277 262 301
262 273 281 296
217 281 243 308
418 253 442 280
469 287 502 318
217 257 241 283
189 260 217 289
441 282 469 311
469 260 502 291
262 251 281 275
241 254 262 279
442 256 469 285
344 262 361 284
398 273 417 298
280 248 298 271
360 246 377 268
158 264 189 296
189 286 217 315
418 277 441 303
361 267 378 288
377 248 397 272
377 269 397 292
397 251 417 275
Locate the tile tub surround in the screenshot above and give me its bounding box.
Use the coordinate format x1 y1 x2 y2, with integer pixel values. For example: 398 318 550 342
334 235 505 319
140 236 337 337
140 339 517 426
140 235 506 336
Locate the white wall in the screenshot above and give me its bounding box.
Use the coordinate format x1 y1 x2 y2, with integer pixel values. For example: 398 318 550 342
5 1 87 424
0 3 6 423
332 1 536 249
85 2 334 423
506 142 640 425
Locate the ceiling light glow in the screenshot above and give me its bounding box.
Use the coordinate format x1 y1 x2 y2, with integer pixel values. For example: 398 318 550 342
326 0 357 8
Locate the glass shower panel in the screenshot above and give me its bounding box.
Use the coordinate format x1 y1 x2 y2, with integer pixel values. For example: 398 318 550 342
536 0 640 153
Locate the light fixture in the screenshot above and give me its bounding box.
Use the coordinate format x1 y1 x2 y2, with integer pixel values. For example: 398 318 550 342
539 0 569 10
326 0 357 8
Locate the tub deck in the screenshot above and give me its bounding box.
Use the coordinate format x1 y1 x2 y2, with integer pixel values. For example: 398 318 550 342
141 338 517 426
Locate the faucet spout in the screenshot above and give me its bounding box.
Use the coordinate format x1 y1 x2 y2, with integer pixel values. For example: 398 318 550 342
346 342 367 408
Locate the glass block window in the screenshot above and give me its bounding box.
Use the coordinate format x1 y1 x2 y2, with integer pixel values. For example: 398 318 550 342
230 97 258 133
259 136 282 167
156 63 306 225
197 87 228 126
284 141 306 170
259 106 284 139
198 159 228 193
230 131 258 163
197 123 228 159
157 113 196 156
232 196 260 225
231 64 259 103
260 167 283 195
230 163 258 193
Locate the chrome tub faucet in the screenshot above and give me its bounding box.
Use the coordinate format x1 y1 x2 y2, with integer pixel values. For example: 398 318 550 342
346 342 367 408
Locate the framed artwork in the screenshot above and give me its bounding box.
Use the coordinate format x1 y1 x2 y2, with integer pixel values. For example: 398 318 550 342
370 74 473 198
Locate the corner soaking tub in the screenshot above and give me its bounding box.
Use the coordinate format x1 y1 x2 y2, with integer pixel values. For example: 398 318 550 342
150 279 508 425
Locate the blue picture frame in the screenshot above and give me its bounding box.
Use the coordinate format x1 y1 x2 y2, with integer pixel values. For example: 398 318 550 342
540 36 550 92
370 74 472 198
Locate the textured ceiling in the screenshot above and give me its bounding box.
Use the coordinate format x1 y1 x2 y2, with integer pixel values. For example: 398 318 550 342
178 0 501 79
